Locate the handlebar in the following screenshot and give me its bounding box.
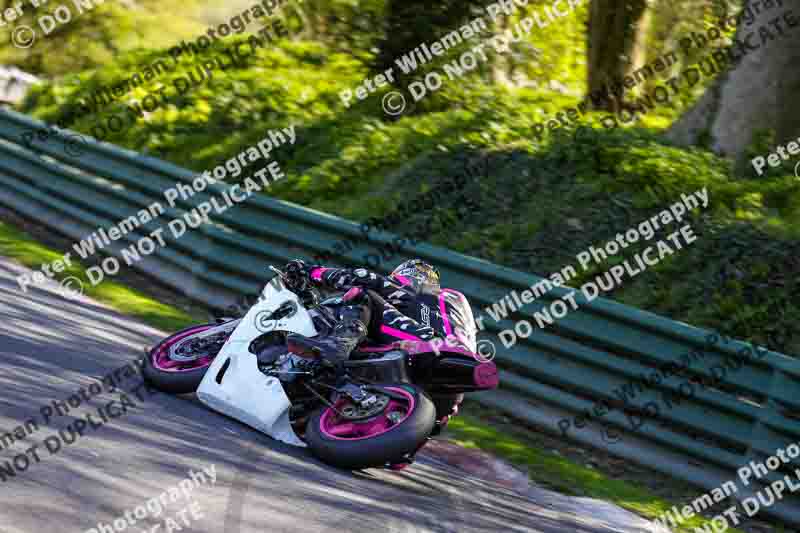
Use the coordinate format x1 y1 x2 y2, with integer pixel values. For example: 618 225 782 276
269 265 286 280
268 264 317 306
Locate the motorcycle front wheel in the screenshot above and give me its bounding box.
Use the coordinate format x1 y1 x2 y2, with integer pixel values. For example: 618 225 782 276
304 383 436 470
142 322 234 394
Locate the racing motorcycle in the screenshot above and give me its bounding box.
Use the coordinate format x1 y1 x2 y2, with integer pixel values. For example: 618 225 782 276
142 266 499 470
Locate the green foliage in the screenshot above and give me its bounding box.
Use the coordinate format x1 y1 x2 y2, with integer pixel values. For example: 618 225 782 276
298 0 387 54
0 0 205 77
18 23 800 358
371 0 588 95
21 39 364 163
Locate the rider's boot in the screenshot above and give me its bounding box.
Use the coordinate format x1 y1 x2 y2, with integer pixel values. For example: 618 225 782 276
287 286 370 360
286 318 368 362
286 287 371 373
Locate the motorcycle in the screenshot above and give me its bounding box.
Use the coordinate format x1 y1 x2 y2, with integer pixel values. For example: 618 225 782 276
142 266 499 470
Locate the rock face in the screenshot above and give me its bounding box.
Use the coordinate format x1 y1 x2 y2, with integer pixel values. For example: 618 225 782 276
667 0 800 160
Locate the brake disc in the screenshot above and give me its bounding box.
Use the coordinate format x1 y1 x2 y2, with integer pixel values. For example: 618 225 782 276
169 323 237 362
338 394 391 420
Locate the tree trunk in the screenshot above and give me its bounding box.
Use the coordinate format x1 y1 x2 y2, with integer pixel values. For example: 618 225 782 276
290 2 315 40
667 1 800 162
629 4 652 77
373 0 484 79
587 0 650 111
491 15 510 85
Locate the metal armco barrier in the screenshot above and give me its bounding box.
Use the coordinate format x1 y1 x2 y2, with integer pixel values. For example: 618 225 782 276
1 107 798 525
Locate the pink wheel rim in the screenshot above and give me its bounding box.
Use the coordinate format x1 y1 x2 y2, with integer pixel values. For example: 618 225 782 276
151 325 220 373
319 387 415 441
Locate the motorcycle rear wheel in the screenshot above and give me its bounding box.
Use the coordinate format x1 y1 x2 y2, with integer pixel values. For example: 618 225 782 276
304 383 435 470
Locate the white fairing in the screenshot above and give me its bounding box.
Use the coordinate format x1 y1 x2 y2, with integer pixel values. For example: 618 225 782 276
197 279 317 447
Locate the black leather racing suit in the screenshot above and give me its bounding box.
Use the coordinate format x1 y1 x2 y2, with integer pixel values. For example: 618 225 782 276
307 266 476 350
300 265 476 423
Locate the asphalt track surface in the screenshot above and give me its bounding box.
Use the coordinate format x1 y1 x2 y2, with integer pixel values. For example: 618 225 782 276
0 257 668 533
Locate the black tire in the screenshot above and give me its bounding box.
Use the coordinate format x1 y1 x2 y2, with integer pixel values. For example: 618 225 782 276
142 323 219 394
304 383 436 470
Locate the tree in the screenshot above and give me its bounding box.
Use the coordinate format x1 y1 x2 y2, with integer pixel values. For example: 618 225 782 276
667 1 800 162
372 0 486 78
586 0 651 111
291 0 386 53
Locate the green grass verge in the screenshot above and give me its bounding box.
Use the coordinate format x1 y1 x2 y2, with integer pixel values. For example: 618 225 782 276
0 217 750 533
444 412 747 533
0 220 197 332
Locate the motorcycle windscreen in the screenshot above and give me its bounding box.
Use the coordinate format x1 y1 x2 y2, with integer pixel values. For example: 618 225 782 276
197 340 306 447
227 280 317 345
440 289 478 352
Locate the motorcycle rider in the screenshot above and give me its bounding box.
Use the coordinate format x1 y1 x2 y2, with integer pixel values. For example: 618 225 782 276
282 258 475 362
282 258 478 431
